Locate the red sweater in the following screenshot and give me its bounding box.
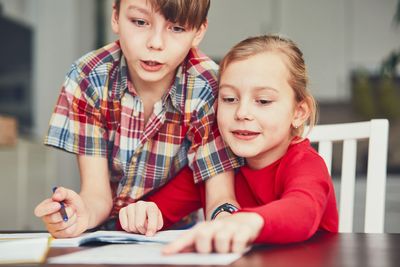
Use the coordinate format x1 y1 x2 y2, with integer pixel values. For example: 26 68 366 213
145 139 338 244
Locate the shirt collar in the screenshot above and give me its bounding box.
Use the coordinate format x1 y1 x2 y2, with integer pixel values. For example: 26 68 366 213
118 53 186 115
168 63 186 114
118 54 130 98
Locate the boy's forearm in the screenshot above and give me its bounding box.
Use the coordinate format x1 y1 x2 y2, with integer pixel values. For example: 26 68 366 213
80 192 113 229
77 155 113 229
205 170 239 220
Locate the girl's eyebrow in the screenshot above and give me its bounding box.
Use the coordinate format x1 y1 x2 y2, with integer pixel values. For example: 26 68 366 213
219 83 237 90
219 83 279 93
254 86 279 93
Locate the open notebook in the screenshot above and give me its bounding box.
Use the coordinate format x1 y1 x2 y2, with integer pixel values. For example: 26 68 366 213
51 230 188 247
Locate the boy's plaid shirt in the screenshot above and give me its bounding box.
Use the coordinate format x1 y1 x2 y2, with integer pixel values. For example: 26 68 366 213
44 41 241 217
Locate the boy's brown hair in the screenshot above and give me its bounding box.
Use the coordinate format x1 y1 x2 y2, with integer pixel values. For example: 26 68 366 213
114 0 210 30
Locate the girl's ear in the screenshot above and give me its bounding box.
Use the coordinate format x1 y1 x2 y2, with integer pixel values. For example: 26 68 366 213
111 4 120 35
292 99 311 129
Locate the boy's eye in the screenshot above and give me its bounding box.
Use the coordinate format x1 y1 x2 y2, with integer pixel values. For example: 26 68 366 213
256 99 272 105
222 97 238 103
132 19 148 27
170 25 186 33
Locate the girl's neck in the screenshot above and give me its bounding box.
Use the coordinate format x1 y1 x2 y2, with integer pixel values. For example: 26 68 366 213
245 136 296 170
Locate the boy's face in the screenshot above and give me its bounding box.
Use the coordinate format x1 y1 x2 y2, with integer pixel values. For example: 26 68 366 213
217 52 308 169
111 0 207 89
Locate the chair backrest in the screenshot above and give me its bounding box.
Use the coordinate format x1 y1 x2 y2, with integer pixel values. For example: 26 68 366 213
306 119 389 233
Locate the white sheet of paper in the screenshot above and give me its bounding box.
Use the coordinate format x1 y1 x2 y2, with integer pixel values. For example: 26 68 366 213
51 230 188 247
48 243 243 265
0 237 49 264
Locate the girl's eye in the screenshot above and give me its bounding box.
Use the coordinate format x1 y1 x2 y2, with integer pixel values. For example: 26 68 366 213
256 99 272 105
222 97 237 103
171 25 186 33
132 19 148 27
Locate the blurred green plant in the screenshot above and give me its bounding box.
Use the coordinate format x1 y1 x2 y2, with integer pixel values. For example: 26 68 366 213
394 0 400 26
352 70 376 119
381 0 400 76
378 74 400 119
352 71 400 120
354 1 400 120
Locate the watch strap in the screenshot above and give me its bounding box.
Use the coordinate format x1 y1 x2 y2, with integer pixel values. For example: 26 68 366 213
210 203 239 220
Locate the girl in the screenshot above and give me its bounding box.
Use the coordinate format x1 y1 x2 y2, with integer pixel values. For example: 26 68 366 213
119 35 339 253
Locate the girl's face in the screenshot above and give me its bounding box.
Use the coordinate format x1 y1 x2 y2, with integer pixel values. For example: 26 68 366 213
217 52 308 169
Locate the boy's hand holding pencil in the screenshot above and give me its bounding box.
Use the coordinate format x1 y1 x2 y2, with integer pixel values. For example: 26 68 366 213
34 187 89 238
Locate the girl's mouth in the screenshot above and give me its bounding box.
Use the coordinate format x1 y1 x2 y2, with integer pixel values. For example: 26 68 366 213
232 130 260 140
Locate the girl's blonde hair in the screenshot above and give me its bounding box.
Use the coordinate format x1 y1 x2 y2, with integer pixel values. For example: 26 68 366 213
219 34 317 137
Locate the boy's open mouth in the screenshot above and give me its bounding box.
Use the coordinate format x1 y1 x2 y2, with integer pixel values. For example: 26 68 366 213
140 60 163 71
143 60 161 66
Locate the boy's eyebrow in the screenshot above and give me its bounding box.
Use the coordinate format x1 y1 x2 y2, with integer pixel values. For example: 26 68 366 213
127 5 151 16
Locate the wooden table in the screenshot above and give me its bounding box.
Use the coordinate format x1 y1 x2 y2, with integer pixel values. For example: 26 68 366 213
42 232 400 267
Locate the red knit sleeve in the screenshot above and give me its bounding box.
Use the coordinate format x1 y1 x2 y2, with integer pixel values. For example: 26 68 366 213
239 153 335 244
146 166 205 229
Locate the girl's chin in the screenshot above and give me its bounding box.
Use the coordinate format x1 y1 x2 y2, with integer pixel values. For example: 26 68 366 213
230 148 258 158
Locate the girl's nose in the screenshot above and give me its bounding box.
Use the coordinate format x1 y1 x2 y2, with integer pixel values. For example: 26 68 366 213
235 102 253 121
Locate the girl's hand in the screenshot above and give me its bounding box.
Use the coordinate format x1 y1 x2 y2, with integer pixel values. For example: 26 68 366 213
34 187 89 238
163 212 264 254
119 201 163 236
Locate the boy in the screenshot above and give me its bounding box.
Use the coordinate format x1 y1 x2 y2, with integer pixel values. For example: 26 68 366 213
34 0 241 238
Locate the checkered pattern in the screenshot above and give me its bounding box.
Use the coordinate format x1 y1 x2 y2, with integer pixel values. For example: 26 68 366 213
44 41 241 217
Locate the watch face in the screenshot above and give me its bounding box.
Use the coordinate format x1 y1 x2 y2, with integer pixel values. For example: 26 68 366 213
223 203 238 212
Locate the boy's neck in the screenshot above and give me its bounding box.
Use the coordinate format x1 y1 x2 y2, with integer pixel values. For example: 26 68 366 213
133 80 168 101
129 71 175 101
128 68 176 125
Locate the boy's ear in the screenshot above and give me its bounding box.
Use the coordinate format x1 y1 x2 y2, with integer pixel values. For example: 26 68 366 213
292 99 310 128
191 20 208 47
111 4 120 34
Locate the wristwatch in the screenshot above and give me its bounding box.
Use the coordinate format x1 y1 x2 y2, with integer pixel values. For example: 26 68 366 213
210 203 239 220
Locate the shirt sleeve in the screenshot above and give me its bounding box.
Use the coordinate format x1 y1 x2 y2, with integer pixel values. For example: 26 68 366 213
146 166 205 229
187 93 243 183
239 154 334 244
44 64 108 157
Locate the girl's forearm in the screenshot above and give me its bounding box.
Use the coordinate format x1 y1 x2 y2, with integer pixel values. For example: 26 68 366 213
205 170 239 219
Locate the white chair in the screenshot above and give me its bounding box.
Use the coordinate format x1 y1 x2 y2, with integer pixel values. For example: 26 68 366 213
306 119 389 233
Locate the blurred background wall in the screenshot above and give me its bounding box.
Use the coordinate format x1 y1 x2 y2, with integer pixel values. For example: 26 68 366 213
0 0 399 231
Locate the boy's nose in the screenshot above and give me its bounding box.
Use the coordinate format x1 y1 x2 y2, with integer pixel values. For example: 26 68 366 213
147 28 165 50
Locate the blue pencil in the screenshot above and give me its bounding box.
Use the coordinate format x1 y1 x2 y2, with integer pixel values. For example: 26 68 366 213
52 187 69 222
